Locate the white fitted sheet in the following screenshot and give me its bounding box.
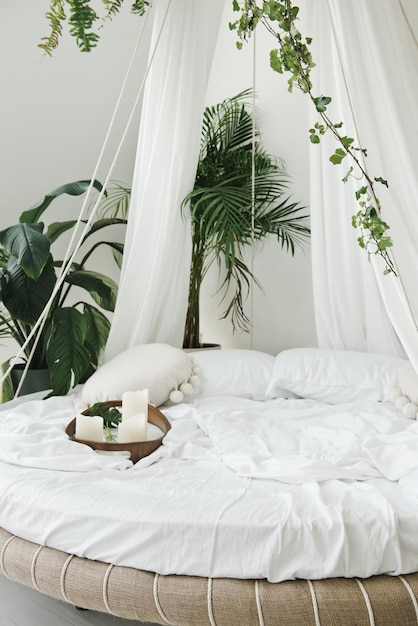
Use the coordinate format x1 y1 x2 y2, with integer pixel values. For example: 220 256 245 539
0 391 418 582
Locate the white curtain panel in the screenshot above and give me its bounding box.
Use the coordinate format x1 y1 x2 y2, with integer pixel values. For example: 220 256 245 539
307 0 418 366
105 0 225 360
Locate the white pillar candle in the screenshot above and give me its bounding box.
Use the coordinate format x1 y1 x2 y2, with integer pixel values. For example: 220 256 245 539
75 414 104 442
122 389 149 422
117 413 147 443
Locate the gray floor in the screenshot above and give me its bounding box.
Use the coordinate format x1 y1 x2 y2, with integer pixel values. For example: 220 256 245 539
0 575 160 626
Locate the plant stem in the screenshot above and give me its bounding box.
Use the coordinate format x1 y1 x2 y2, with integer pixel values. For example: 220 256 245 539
183 231 206 348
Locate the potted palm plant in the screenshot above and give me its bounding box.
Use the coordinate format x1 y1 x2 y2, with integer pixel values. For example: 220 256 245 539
181 90 310 349
0 180 127 402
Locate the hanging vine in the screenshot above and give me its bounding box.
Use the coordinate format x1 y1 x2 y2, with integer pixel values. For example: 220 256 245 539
230 0 395 274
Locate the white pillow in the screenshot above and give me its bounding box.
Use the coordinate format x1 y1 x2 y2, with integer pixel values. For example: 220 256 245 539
389 362 418 419
266 347 407 404
189 349 275 400
82 343 199 407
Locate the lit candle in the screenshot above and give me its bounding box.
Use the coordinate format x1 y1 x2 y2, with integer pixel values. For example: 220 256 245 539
75 414 104 442
121 389 149 422
117 413 147 443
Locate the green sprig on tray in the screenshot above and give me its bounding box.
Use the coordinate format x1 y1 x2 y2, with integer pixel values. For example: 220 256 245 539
85 402 122 428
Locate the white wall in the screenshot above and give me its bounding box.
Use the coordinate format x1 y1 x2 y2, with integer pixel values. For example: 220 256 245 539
0 0 317 363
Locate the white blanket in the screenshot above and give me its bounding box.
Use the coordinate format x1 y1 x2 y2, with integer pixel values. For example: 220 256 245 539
1 393 418 582
188 396 418 483
3 393 417 484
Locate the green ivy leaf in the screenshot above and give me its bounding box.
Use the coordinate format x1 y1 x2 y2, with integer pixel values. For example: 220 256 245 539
378 237 393 250
329 148 346 165
341 136 354 149
314 122 326 135
375 177 389 188
355 186 368 200
365 206 377 218
314 95 332 113
270 49 283 73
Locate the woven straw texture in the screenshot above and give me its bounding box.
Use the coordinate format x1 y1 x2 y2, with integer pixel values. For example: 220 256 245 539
1 527 418 625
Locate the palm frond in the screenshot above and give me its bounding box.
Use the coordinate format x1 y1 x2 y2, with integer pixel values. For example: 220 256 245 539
183 88 310 344
96 182 131 218
217 255 261 334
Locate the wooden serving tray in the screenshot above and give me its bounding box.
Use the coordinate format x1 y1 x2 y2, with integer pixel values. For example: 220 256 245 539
66 401 171 463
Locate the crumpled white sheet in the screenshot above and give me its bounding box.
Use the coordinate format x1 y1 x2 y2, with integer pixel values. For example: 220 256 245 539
0 391 132 471
187 396 418 484
1 392 418 484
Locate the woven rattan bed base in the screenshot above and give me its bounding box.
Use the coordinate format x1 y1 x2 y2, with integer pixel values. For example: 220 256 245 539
1 527 418 626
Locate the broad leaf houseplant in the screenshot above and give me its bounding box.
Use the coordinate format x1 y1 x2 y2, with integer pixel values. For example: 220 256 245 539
0 180 127 401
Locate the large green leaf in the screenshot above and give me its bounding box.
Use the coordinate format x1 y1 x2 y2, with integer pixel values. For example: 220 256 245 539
0 269 7 300
78 240 125 268
46 217 127 249
111 242 124 269
81 217 127 242
3 255 57 324
65 270 118 311
19 179 104 224
45 220 78 244
82 303 111 368
0 223 50 280
46 307 90 396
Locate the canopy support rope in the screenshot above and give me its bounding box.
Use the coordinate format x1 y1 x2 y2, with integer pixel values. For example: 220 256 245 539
250 28 257 350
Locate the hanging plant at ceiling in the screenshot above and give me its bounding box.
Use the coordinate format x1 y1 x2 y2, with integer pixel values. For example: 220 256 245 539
230 0 395 275
181 90 310 349
39 0 151 55
39 0 394 275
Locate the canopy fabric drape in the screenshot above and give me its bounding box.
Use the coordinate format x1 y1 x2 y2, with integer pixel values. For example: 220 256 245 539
306 0 418 369
105 0 225 360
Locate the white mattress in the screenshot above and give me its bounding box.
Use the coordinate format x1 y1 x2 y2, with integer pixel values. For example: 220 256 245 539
1 390 418 582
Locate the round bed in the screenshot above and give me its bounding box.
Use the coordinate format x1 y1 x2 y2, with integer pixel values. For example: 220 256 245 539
1 347 418 625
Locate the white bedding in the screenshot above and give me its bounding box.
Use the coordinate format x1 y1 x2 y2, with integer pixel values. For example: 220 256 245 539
0 390 418 582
